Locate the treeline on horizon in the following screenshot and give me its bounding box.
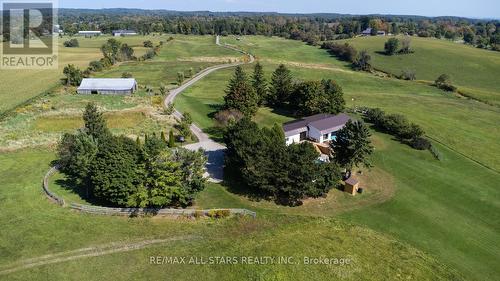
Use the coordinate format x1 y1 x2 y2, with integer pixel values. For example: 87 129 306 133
56 9 499 50
1 9 498 50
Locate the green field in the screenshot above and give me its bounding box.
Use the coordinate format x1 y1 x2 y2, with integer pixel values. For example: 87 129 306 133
0 149 461 280
174 35 500 280
0 35 201 115
337 36 500 106
0 34 499 280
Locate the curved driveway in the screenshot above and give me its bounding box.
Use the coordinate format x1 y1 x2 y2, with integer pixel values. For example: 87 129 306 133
164 36 254 183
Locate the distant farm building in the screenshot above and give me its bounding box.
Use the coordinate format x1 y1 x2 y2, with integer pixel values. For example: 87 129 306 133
361 28 386 36
78 31 102 37
77 78 138 95
283 113 351 145
112 30 138 37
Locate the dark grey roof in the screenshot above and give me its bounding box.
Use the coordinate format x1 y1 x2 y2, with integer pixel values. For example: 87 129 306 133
283 113 350 136
283 114 332 136
309 113 350 133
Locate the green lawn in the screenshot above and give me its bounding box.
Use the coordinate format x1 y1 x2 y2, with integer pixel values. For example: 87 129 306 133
175 60 500 171
0 149 460 280
337 36 500 106
173 35 500 280
1 34 499 280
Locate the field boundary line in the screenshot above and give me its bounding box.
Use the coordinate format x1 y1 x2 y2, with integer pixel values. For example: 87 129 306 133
0 236 198 276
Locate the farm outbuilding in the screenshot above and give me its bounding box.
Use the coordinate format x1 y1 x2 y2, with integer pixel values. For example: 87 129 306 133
344 177 360 196
77 78 138 95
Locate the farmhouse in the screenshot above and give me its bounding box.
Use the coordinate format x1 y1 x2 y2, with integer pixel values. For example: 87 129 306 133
77 78 138 95
112 30 138 36
283 113 351 145
77 31 102 36
361 28 386 36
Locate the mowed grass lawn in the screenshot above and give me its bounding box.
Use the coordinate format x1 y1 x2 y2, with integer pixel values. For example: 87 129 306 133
0 149 461 280
174 36 500 280
193 132 500 280
338 36 500 106
176 61 500 171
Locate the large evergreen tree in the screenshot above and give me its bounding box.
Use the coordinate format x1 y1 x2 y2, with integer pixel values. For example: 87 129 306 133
224 66 258 116
322 79 345 114
83 103 109 140
252 62 268 105
269 64 293 106
330 120 374 178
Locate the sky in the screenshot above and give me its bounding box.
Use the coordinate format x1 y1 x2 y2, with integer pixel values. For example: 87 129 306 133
56 0 500 19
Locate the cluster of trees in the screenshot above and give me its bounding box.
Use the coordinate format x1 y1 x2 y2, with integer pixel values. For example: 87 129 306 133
57 103 207 208
62 38 163 87
384 37 413 55
321 42 372 71
224 117 374 205
224 118 342 206
223 63 345 118
56 10 499 51
364 108 430 150
63 38 79 47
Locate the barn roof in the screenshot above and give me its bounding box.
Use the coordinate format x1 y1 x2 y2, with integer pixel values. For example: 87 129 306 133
78 78 137 91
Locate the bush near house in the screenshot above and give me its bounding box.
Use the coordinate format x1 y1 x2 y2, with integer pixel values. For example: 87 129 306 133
364 108 427 148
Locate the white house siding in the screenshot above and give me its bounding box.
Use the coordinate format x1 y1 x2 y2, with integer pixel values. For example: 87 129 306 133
308 126 322 142
285 134 301 145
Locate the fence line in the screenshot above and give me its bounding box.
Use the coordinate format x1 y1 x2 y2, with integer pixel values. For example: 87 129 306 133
42 166 256 218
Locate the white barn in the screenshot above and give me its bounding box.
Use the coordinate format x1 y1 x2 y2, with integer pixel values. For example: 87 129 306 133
77 78 138 95
77 31 102 36
283 113 351 145
112 30 138 37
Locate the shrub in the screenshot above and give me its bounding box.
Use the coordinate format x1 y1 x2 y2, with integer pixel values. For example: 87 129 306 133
321 42 357 62
88 60 104 72
400 69 416 80
384 38 399 55
64 38 79 47
411 137 431 150
207 209 231 219
214 109 244 127
434 74 457 92
143 40 154 48
121 72 133 78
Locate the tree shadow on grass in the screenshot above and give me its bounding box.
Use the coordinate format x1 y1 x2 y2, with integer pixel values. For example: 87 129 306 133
54 177 106 206
221 172 272 203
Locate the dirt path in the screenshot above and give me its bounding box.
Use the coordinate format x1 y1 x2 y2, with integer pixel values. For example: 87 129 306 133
0 235 198 276
165 35 255 183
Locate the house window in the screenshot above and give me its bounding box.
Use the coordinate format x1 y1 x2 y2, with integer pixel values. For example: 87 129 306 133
300 131 307 141
323 133 329 141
